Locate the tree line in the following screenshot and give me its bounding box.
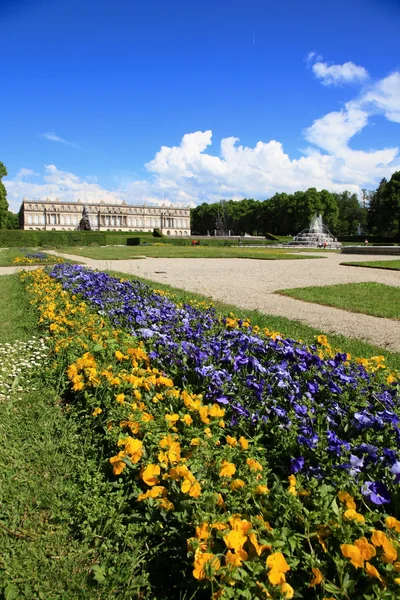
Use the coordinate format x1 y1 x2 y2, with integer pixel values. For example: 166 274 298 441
1 158 399 236
191 171 400 238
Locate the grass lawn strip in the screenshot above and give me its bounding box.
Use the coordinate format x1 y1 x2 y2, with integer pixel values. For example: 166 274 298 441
0 248 77 267
107 269 400 371
277 282 400 320
0 275 149 599
56 244 322 260
341 259 400 271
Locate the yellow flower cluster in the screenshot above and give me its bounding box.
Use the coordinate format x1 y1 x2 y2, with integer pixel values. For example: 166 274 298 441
338 491 400 588
13 256 64 264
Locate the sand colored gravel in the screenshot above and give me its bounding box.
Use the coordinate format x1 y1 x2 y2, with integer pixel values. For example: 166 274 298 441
4 250 400 352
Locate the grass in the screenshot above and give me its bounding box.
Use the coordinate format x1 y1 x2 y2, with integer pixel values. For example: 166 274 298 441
0 248 78 267
0 275 38 342
107 270 400 370
56 245 321 260
0 275 149 599
341 259 400 271
277 282 400 320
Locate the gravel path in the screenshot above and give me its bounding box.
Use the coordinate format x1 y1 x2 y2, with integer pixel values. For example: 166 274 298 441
38 250 400 353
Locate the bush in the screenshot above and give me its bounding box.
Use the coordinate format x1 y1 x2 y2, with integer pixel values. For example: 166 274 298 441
264 232 280 241
127 237 141 246
338 235 400 243
0 230 107 248
153 228 164 238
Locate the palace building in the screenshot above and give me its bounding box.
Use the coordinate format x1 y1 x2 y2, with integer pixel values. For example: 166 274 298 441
19 198 191 235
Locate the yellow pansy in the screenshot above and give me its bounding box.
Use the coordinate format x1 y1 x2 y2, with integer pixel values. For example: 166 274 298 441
193 551 220 580
229 479 245 491
343 509 365 524
182 414 193 426
266 552 290 585
365 562 385 585
246 458 263 471
340 543 364 568
142 464 161 486
109 451 126 476
239 436 249 450
223 530 247 553
226 435 237 446
385 516 400 533
115 393 125 404
309 567 323 586
280 582 294 599
220 461 236 477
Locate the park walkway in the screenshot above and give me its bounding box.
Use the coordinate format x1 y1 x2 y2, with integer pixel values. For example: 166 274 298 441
2 251 400 352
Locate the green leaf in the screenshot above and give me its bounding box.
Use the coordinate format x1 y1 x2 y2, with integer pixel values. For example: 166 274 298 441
4 584 20 600
92 564 107 584
93 344 103 352
331 497 340 516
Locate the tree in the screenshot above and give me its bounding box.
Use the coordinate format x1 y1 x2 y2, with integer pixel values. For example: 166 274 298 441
0 161 9 229
5 211 19 229
191 203 220 234
384 171 400 237
366 172 400 237
334 191 367 235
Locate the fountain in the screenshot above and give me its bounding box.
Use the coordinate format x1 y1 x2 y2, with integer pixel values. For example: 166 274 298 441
287 213 342 249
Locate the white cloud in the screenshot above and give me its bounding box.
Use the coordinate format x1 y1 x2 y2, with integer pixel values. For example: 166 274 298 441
305 51 322 65
307 53 369 86
41 132 77 146
353 72 400 123
14 168 39 180
312 60 369 86
4 67 400 213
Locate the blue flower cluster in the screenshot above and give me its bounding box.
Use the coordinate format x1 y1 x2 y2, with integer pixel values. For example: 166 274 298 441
48 264 400 504
25 252 49 260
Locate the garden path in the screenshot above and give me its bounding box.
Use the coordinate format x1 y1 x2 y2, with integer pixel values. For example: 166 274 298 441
4 251 400 352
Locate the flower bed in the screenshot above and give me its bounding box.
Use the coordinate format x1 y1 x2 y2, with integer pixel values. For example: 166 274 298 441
21 266 400 599
13 251 64 265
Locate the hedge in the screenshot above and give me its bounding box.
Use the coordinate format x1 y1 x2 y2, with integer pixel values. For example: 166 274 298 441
0 230 107 248
337 235 400 243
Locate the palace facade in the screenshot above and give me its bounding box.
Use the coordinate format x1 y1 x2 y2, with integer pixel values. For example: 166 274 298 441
19 198 191 235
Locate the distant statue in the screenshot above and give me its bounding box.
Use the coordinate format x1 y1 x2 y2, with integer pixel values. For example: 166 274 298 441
78 206 91 230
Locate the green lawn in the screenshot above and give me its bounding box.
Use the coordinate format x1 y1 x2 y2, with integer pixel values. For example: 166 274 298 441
57 245 321 260
341 259 400 271
0 275 38 342
107 270 400 370
0 274 148 599
0 248 77 267
277 281 400 320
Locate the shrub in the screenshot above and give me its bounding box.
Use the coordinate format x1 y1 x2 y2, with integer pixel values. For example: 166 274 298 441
127 237 141 246
0 230 108 248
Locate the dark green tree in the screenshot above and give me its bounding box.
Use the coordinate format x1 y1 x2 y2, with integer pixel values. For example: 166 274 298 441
384 171 400 237
191 202 220 234
367 177 393 235
334 191 367 235
5 211 19 229
0 162 9 229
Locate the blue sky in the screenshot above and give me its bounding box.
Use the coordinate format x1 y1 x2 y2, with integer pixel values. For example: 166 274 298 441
2 0 400 211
